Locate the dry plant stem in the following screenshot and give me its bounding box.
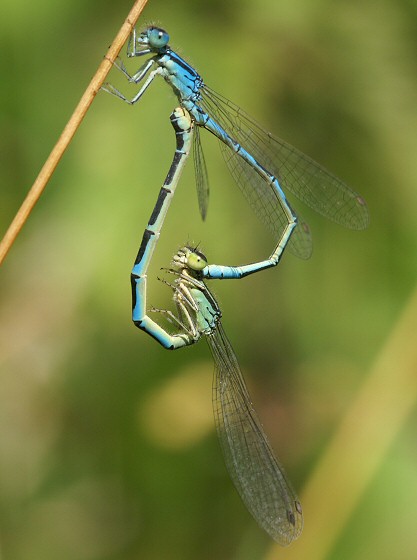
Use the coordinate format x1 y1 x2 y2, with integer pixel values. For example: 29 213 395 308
265 286 417 560
0 0 148 266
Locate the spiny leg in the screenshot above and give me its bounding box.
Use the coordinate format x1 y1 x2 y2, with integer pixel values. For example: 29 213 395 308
151 298 199 340
102 65 162 105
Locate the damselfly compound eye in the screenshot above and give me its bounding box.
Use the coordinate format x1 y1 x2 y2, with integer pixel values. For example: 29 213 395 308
187 250 208 271
148 27 169 50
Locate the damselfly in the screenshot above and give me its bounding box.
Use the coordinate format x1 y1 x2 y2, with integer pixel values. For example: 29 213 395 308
104 25 369 272
151 245 303 545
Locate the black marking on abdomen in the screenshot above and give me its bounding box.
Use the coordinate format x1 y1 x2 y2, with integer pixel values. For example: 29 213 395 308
134 229 154 265
131 276 138 310
166 153 182 184
149 188 170 225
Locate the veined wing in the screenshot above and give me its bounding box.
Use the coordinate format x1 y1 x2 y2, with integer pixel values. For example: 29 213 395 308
199 86 369 233
217 134 313 259
193 125 210 221
208 322 303 545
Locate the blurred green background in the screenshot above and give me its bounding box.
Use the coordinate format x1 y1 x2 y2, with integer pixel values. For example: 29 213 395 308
1 0 417 559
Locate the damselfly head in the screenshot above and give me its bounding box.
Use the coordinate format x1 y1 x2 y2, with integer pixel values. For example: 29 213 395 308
140 26 170 51
186 246 208 272
172 246 208 272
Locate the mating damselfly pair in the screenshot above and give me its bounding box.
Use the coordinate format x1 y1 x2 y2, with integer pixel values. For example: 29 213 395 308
103 25 368 545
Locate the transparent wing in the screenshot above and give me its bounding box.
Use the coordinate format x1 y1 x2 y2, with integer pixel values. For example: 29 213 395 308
198 86 369 252
218 136 313 259
208 323 303 545
193 125 210 221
